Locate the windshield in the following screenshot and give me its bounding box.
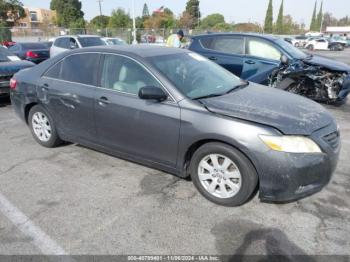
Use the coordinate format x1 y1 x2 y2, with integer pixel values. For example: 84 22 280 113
78 37 105 47
275 39 307 59
0 47 17 62
148 52 243 99
107 39 125 45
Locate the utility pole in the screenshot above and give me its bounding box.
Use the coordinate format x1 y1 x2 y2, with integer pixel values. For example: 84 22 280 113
132 0 137 44
97 0 103 29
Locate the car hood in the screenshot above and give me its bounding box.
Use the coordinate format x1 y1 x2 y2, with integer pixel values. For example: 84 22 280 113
199 83 334 136
305 55 350 72
0 60 35 76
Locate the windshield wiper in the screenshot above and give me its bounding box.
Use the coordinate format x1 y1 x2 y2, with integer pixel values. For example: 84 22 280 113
193 93 224 100
225 81 249 94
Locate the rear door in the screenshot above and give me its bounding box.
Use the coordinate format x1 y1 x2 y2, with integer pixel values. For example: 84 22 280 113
242 37 281 85
195 36 245 77
40 53 100 142
94 53 181 167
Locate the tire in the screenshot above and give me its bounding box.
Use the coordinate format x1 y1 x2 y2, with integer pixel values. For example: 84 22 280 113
189 142 258 207
28 104 62 148
294 43 299 48
307 45 314 51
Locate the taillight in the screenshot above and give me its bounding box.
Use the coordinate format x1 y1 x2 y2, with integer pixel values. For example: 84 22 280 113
9 78 17 90
26 51 39 58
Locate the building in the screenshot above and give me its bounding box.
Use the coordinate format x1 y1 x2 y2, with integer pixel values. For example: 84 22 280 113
326 26 350 35
16 7 56 29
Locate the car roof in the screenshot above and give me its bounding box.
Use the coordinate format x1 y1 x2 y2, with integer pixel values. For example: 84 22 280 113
68 45 189 58
55 35 100 39
191 33 280 41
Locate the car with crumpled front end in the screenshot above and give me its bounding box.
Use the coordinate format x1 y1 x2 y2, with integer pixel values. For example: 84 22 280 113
10 46 341 206
189 33 350 103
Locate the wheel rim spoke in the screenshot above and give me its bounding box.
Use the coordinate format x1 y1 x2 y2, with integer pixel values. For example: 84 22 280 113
197 153 242 199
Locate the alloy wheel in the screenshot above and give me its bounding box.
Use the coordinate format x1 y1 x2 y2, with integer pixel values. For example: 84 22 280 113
197 154 242 199
32 112 52 142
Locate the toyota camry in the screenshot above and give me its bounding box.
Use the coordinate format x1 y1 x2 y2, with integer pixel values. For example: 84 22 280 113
10 46 340 206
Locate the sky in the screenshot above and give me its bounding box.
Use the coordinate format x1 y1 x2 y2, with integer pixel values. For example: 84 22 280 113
21 0 350 27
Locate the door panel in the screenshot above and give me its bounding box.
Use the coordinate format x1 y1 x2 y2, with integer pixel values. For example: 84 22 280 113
95 54 181 166
95 91 180 166
39 53 100 141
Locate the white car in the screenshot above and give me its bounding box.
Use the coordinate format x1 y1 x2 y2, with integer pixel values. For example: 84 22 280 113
102 37 127 46
50 35 106 57
305 38 329 51
305 38 345 51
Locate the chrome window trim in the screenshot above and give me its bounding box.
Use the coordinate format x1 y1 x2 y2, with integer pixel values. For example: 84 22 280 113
41 51 177 104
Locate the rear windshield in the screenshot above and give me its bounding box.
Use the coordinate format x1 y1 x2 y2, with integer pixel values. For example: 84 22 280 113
78 37 105 47
21 43 48 49
0 47 16 62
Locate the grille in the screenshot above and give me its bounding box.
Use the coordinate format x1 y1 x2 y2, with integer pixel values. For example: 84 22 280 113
323 131 340 149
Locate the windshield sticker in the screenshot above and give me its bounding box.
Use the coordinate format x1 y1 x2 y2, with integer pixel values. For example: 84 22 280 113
188 53 206 61
7 56 21 61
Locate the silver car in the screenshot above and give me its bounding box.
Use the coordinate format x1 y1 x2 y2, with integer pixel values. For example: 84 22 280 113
50 35 106 57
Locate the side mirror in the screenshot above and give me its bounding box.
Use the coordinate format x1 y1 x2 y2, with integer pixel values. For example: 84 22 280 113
280 54 289 65
138 86 167 101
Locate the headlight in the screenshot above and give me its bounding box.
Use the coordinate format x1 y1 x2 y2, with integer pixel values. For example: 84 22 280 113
259 135 322 153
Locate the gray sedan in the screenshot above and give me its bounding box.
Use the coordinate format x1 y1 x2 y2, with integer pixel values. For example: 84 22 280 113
10 46 340 206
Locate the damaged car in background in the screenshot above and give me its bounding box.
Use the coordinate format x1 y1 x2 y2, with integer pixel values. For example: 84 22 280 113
189 33 350 104
270 54 350 104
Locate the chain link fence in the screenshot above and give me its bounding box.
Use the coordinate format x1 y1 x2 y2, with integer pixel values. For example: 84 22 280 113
1 26 269 44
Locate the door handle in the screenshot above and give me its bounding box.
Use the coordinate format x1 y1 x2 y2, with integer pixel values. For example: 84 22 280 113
42 83 49 91
208 56 217 61
245 60 256 65
98 96 110 106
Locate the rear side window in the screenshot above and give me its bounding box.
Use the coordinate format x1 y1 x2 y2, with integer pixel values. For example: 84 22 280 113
55 38 70 48
61 53 100 85
200 36 245 55
44 61 62 79
247 38 281 61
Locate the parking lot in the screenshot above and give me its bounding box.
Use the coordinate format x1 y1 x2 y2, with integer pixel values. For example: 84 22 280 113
0 49 349 258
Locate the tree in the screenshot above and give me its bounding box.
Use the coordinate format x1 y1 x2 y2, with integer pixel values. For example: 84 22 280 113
185 0 200 28
275 0 284 34
264 0 273 33
0 0 26 25
233 23 261 33
144 7 176 29
310 1 317 31
200 14 225 29
108 8 131 28
321 12 337 31
142 3 150 18
315 1 323 32
50 0 85 28
90 15 109 28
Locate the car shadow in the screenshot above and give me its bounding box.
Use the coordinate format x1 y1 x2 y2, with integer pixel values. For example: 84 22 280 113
0 96 11 107
212 219 316 262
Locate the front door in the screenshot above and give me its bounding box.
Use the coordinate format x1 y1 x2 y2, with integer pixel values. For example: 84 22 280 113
242 37 281 85
95 54 181 167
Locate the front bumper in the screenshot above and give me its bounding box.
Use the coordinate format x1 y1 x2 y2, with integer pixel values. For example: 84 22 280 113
256 123 340 202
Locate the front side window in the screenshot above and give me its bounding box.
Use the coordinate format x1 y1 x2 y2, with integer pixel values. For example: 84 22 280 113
247 38 281 61
201 36 245 55
55 38 68 48
148 52 243 99
61 53 100 85
101 54 161 95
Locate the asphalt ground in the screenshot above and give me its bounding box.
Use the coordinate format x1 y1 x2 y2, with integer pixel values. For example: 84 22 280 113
0 49 349 259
